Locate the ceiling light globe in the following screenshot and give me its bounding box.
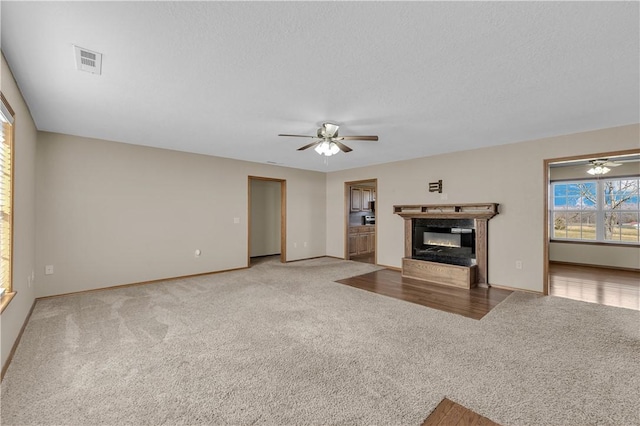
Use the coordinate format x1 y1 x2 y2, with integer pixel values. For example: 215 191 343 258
587 166 611 175
315 141 337 156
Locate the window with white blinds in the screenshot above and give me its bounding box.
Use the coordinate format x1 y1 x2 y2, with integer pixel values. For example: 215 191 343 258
0 93 15 297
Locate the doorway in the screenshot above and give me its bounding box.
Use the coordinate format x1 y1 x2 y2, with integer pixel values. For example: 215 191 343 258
543 149 639 300
345 179 377 264
248 176 286 266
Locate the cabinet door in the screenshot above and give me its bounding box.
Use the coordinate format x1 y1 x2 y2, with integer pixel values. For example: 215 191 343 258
368 232 375 253
362 189 372 211
348 235 358 256
357 233 369 254
350 188 362 212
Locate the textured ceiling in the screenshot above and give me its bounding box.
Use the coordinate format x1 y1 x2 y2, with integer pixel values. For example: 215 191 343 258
1 1 639 172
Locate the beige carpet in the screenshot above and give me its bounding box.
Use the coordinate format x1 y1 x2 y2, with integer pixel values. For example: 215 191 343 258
1 257 639 425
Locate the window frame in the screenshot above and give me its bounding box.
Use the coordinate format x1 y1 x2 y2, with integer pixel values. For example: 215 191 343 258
0 92 15 314
550 176 640 246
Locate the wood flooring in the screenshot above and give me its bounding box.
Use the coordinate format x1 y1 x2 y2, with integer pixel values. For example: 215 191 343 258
421 398 501 426
549 262 640 311
336 269 512 320
350 252 375 264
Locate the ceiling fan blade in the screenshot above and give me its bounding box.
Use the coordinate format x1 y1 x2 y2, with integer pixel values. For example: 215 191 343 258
297 141 321 151
278 134 315 138
591 159 623 167
333 141 353 153
338 135 379 141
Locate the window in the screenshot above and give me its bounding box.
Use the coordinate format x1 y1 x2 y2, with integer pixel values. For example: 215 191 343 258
0 93 14 300
551 177 640 244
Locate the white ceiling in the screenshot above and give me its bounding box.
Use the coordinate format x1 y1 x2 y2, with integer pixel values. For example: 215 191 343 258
1 1 638 172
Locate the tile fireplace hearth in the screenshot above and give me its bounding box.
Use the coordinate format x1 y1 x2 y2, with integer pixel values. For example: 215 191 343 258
393 203 499 288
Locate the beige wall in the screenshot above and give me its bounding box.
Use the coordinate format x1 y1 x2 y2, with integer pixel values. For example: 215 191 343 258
549 158 640 269
250 179 281 257
326 124 640 292
1 55 38 370
36 132 326 297
549 243 639 269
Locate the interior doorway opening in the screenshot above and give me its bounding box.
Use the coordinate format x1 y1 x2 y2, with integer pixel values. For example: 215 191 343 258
248 176 286 266
345 179 377 264
543 149 639 307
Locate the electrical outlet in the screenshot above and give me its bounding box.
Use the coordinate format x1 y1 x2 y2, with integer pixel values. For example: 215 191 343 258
294 242 297 248
515 260 523 270
440 193 448 201
45 265 54 275
304 242 308 247
233 217 240 224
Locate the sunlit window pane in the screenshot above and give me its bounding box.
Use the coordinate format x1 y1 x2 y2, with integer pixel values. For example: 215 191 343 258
554 196 567 209
553 212 567 239
580 212 596 240
0 95 14 296
604 212 621 241
551 178 639 245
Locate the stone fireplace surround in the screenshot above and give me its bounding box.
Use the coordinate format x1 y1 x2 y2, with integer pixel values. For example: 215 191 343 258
393 203 499 288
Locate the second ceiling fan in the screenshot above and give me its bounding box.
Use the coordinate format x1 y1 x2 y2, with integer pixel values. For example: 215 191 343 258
278 122 378 156
587 159 622 175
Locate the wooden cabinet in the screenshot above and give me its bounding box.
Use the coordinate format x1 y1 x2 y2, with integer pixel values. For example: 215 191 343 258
348 226 375 256
350 188 362 212
348 234 358 256
357 233 369 253
351 186 374 211
362 189 372 211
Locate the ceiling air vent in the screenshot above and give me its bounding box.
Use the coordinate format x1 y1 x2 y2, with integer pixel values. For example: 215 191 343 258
73 45 102 75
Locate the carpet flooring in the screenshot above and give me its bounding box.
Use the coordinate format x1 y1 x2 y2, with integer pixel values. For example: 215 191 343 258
1 257 639 425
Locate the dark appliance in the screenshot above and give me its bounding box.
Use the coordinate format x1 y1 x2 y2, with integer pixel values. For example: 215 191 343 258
362 215 376 225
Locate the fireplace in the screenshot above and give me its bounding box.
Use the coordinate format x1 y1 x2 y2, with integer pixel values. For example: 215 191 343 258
394 203 499 288
412 218 475 267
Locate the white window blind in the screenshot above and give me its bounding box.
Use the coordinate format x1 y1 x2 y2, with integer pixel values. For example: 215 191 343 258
0 94 14 295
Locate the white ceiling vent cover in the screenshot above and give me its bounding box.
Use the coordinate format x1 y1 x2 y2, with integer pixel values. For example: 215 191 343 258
73 45 102 75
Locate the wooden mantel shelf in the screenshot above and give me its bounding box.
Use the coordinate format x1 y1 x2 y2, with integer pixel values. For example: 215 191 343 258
393 203 499 220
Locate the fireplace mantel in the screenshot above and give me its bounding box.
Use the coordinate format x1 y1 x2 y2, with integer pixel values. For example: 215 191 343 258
394 203 499 288
393 203 499 220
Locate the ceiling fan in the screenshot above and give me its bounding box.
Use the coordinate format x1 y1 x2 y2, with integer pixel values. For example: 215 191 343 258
278 122 378 156
587 159 622 175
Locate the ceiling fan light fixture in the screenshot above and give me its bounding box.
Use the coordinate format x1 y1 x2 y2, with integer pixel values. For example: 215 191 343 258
314 141 340 156
587 165 610 175
329 142 340 155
